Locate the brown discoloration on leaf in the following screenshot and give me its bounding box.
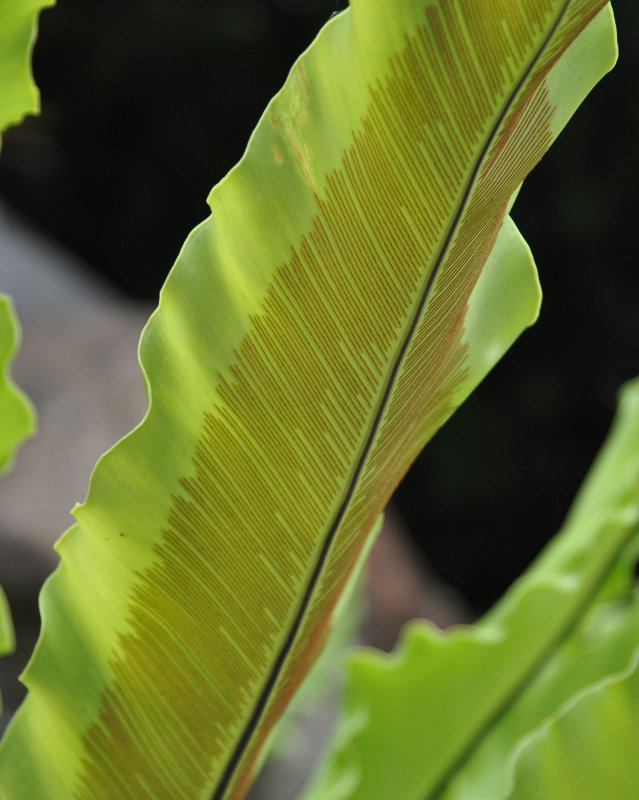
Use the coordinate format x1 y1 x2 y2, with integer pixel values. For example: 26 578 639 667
270 145 284 165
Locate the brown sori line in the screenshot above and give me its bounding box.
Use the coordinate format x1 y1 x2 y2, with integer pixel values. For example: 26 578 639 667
210 3 572 798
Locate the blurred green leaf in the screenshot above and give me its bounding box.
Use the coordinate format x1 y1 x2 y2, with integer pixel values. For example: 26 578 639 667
0 295 34 475
500 644 639 799
0 0 53 149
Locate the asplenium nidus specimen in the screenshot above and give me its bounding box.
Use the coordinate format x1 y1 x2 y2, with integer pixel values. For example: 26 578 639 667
0 1 617 799
0 294 35 673
0 297 33 484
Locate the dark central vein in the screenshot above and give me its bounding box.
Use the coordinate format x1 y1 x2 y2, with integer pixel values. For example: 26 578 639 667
211 3 571 797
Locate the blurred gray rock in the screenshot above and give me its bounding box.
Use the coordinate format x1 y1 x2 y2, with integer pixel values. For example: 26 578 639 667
0 202 149 559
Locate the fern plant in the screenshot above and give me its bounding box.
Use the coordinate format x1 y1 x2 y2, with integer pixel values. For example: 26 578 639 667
0 1 635 799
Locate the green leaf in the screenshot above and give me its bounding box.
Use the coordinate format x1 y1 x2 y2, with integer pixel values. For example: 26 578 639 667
0 296 29 699
0 2 615 799
0 295 34 475
0 296 27 700
0 0 53 150
302 374 639 800
501 646 639 799
0 580 14 727
0 585 14 663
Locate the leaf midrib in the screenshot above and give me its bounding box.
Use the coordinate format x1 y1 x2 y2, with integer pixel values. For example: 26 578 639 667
211 3 572 798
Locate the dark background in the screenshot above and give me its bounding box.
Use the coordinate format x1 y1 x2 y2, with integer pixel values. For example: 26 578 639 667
0 0 637 612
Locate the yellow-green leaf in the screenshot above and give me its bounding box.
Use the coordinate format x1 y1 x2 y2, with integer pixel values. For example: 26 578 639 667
0 295 34 475
0 298 30 692
501 647 639 799
0 0 53 149
0 2 616 799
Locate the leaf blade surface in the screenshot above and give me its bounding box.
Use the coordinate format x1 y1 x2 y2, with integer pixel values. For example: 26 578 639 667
0 295 34 475
0 1 615 798
0 0 52 145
